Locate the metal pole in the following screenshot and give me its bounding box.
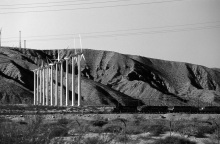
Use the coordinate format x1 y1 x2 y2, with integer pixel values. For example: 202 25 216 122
78 54 81 106
42 68 45 105
39 69 42 105
55 63 58 106
72 57 75 106
19 31 21 48
24 40 26 48
50 64 53 106
36 70 39 105
60 61 63 106
46 67 49 105
33 70 36 105
65 58 69 106
0 28 2 48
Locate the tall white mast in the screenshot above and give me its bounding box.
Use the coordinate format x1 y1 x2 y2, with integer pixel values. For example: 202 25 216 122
39 69 42 105
49 63 54 106
33 70 36 105
55 62 58 106
36 70 39 105
72 38 76 106
60 59 63 106
78 34 83 106
19 31 21 48
64 56 69 106
46 66 49 105
0 28 2 48
42 68 45 105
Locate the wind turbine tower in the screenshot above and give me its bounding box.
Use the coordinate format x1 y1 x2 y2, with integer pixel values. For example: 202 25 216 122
19 31 21 48
0 28 2 48
78 34 86 106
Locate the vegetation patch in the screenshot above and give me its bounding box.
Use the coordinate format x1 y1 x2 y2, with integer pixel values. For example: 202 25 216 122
152 136 196 144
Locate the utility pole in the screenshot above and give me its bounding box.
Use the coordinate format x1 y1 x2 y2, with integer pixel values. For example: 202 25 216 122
24 40 26 48
0 28 2 48
19 31 21 48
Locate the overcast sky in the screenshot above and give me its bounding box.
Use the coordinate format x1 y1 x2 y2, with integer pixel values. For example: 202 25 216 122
0 0 220 68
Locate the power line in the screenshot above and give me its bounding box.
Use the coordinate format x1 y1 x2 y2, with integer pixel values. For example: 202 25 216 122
3 20 220 40
0 0 186 14
2 24 220 43
82 24 220 39
0 0 138 10
0 0 95 7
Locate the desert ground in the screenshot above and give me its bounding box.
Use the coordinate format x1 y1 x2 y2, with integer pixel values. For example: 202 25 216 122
1 106 220 144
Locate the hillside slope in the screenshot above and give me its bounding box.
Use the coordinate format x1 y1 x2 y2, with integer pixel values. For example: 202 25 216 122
0 47 219 106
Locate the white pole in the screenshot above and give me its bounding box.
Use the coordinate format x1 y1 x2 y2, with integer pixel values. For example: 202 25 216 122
33 70 36 105
36 70 39 105
78 54 81 106
50 64 53 106
65 58 69 106
72 57 75 106
60 61 63 106
24 40 26 48
55 63 58 106
46 67 49 105
42 68 45 105
39 69 42 105
0 28 2 48
19 31 21 48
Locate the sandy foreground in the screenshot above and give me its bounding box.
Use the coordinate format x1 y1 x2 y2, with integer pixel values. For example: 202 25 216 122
2 113 220 144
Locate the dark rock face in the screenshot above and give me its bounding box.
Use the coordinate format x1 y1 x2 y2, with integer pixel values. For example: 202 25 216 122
0 47 219 106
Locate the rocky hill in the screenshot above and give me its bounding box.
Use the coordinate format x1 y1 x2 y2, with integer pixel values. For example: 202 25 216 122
0 47 219 107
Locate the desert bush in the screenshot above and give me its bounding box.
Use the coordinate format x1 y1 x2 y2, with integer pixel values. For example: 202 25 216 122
132 114 145 126
210 129 220 140
0 117 11 123
125 125 144 134
103 124 123 133
88 125 103 133
115 134 131 143
178 125 198 138
91 120 108 127
0 122 22 144
57 117 69 125
0 117 50 144
83 136 108 144
196 124 216 138
152 136 196 144
48 126 68 139
0 114 70 144
147 124 169 136
173 119 216 138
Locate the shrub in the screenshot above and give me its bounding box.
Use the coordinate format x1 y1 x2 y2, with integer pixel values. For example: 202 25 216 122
103 125 123 133
83 136 108 144
91 120 108 127
0 114 69 144
196 125 216 138
178 125 198 137
0 118 50 144
116 134 131 143
48 126 68 139
57 117 69 125
152 136 196 144
147 125 169 136
132 114 145 126
88 125 103 133
125 125 144 134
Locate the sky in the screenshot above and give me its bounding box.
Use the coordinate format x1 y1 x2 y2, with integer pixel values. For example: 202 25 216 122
0 0 220 68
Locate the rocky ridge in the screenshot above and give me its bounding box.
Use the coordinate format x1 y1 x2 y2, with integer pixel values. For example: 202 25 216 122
0 47 219 106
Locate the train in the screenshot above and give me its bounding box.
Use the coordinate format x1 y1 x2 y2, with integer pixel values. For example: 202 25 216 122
112 105 220 114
